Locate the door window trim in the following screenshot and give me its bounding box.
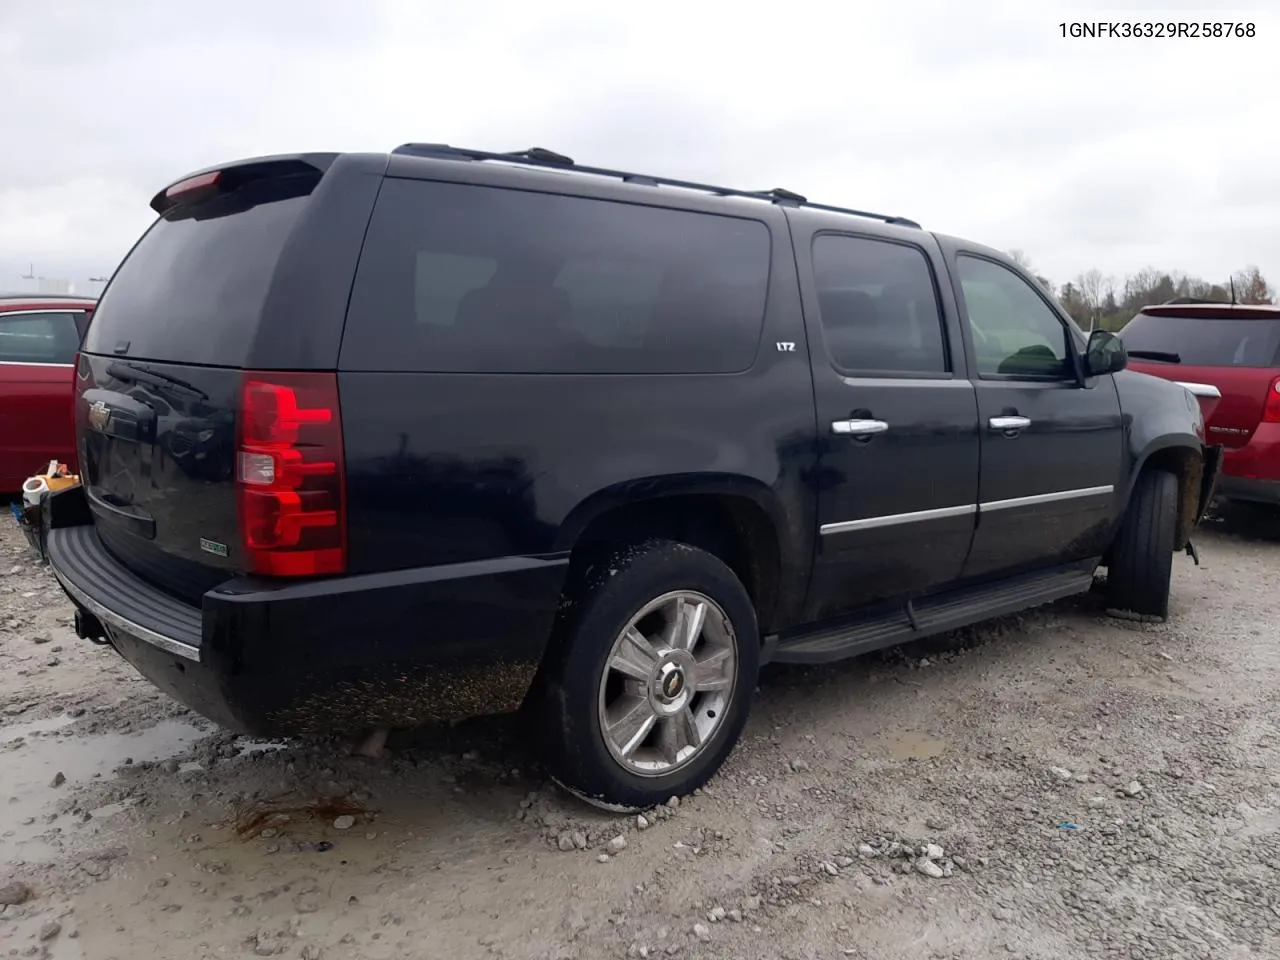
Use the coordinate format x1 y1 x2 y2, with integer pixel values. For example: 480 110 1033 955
810 230 958 382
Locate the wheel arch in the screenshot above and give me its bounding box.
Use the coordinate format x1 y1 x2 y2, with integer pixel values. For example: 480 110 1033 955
553 476 796 635
1122 434 1205 550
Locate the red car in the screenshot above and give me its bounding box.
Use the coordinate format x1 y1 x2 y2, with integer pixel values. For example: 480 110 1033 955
0 293 95 492
1119 300 1280 507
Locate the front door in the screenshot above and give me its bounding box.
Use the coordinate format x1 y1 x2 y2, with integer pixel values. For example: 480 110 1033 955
797 229 980 623
943 248 1126 579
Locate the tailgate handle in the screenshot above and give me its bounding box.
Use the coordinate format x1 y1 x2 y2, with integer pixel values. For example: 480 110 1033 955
82 389 157 444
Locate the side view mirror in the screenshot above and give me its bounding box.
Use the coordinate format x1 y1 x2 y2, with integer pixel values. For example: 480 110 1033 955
1083 329 1127 377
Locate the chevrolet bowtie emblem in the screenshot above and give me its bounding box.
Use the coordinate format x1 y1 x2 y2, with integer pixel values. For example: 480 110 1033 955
88 400 110 432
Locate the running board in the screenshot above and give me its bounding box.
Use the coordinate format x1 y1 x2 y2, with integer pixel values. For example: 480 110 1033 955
771 564 1096 665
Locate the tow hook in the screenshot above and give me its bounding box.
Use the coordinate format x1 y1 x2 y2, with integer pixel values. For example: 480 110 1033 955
1184 539 1201 566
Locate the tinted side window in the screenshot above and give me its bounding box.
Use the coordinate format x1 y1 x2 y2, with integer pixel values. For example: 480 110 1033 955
0 312 82 365
341 179 772 374
811 235 948 375
956 256 1071 379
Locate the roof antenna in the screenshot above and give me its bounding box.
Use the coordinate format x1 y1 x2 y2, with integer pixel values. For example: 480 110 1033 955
1230 276 1237 305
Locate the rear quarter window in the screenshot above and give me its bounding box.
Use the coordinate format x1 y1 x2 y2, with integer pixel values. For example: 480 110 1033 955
339 179 772 374
1120 313 1280 367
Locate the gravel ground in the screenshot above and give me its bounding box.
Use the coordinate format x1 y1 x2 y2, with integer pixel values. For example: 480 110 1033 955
2 505 1280 960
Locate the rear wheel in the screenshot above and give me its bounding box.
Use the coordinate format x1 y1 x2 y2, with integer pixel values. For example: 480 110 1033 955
1106 468 1179 622
535 539 759 810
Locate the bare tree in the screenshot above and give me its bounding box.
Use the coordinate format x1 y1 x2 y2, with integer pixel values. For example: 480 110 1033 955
1231 265 1274 304
1075 269 1109 331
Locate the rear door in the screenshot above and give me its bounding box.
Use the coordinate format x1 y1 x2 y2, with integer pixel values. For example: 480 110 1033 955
0 309 83 485
795 225 980 623
943 247 1125 579
1119 307 1280 449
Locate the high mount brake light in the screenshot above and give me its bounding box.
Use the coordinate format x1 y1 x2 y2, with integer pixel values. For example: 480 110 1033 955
236 372 347 577
165 170 221 200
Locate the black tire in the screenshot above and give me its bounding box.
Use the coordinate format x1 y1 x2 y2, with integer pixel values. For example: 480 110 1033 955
1106 468 1179 622
534 539 759 810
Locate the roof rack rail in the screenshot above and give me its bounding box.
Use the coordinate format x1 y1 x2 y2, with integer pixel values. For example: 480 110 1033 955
390 142 920 228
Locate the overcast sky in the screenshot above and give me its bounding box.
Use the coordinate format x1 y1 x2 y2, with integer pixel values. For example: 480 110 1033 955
1 0 1276 292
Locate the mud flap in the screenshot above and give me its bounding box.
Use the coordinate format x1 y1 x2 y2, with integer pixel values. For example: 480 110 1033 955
1184 539 1200 566
1196 445 1224 523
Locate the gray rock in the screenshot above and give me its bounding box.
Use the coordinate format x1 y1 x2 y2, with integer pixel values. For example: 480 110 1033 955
81 861 106 878
857 843 876 857
572 831 588 850
1050 766 1073 780
706 906 726 922
0 882 32 906
32 633 51 645
636 815 649 830
923 843 945 861
49 772 65 789
1124 781 1144 797
300 948 322 960
294 891 321 914
666 796 680 809
557 831 575 851
727 909 743 923
608 834 628 854
596 854 610 863
38 921 60 941
332 815 355 830
915 858 945 879
252 933 280 956
692 922 711 941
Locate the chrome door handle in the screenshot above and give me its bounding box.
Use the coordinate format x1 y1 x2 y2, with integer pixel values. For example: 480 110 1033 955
832 419 889 437
989 415 1031 432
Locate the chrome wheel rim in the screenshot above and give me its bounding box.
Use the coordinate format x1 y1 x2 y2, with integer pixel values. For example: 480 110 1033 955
597 590 738 777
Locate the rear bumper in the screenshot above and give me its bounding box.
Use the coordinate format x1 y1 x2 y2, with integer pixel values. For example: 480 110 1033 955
1216 476 1280 506
1219 423 1280 504
46 524 568 736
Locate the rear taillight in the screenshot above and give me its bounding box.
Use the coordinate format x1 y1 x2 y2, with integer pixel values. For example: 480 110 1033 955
236 372 346 577
1264 376 1280 423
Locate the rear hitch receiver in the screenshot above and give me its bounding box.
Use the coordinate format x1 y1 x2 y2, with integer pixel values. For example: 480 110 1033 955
1184 539 1201 566
74 608 109 644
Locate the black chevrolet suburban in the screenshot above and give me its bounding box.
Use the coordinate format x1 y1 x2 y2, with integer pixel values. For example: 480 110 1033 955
43 144 1219 809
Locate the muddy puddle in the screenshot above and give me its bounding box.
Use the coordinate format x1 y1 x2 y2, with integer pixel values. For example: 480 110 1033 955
879 729 947 760
0 715 209 862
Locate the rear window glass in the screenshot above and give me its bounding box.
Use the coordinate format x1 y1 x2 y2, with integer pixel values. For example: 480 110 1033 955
340 179 772 374
82 176 315 367
0 312 82 364
1119 312 1280 366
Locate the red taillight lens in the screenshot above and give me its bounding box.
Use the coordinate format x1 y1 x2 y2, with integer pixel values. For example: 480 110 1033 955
1264 377 1280 424
236 372 346 577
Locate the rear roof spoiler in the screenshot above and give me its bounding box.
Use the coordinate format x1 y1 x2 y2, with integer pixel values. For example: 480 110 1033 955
149 153 339 214
1139 303 1280 320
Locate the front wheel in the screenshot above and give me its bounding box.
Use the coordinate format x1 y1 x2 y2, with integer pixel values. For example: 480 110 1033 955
535 539 759 810
1106 468 1179 622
